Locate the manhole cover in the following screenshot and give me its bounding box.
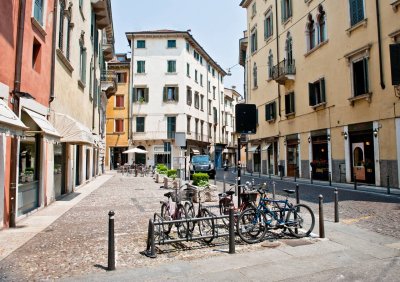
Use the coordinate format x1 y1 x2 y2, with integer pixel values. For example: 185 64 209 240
281 239 313 247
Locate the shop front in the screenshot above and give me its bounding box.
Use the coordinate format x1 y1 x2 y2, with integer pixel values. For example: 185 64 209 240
310 131 330 181
286 135 299 177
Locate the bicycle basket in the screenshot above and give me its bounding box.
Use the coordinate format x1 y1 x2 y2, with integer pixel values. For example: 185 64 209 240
181 188 195 202
240 192 258 202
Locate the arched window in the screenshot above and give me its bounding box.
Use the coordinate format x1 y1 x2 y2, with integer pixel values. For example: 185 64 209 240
58 0 66 50
307 14 315 50
253 63 258 88
58 0 72 60
268 50 274 79
317 5 326 43
285 32 293 65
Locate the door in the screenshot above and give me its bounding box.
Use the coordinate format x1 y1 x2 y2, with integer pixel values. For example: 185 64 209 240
75 145 80 186
287 144 298 177
352 142 365 181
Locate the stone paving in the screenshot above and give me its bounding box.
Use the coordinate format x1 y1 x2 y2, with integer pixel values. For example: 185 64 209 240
0 172 399 281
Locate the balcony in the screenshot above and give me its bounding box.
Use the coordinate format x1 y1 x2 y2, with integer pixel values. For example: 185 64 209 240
101 70 117 98
271 59 296 84
102 38 113 62
91 0 112 29
186 131 210 143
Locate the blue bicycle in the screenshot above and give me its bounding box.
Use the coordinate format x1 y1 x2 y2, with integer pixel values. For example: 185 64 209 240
237 187 315 244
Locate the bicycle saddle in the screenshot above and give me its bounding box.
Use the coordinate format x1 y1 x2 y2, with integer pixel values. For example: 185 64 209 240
283 189 295 194
226 190 235 196
164 192 172 198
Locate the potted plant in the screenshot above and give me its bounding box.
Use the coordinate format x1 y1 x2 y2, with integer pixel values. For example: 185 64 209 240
25 168 34 182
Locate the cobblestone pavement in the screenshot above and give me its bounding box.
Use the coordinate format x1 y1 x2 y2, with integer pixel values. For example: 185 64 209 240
0 173 399 281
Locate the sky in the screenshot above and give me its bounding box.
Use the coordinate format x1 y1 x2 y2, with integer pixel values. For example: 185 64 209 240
111 0 247 96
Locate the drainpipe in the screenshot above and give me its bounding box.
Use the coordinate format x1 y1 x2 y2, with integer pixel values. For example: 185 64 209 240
376 0 385 89
49 0 58 103
275 0 281 117
10 0 27 227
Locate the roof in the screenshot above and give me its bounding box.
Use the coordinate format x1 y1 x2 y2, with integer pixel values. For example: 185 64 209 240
239 0 253 8
125 30 227 76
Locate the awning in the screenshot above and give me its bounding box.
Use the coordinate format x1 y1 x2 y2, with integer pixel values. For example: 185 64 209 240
191 148 200 155
0 99 27 134
23 108 61 137
262 143 271 151
154 151 170 155
53 113 94 145
247 145 260 153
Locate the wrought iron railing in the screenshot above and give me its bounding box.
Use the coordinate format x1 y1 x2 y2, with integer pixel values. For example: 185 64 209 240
271 59 296 80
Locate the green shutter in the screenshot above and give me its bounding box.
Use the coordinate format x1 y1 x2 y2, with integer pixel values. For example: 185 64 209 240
163 87 167 102
144 88 149 102
363 58 369 93
281 0 285 22
265 104 270 120
175 87 179 101
320 78 326 103
309 83 315 106
271 13 273 36
291 93 295 113
133 88 137 102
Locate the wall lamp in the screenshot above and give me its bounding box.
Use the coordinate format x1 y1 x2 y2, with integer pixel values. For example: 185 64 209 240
373 128 378 138
327 135 331 141
343 132 348 140
308 136 311 143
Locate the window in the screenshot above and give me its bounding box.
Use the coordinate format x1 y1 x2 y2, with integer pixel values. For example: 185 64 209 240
194 50 200 61
137 40 146 48
285 92 295 115
307 14 316 50
187 116 191 133
208 81 211 93
317 5 327 43
167 117 176 139
79 45 87 84
213 107 218 123
115 119 124 133
200 94 204 111
268 50 274 79
34 0 44 25
186 42 190 52
264 10 273 40
281 0 293 23
309 78 326 106
58 1 65 50
187 63 190 77
352 58 369 97
194 92 200 109
133 87 149 103
212 68 215 77
186 87 192 106
213 86 216 98
285 32 293 64
200 56 203 65
208 100 212 115
167 60 176 73
137 60 145 73
253 63 258 88
32 38 41 72
79 0 83 10
195 70 198 82
136 117 145 132
116 72 127 83
167 39 176 48
252 2 257 17
163 86 179 102
349 0 364 26
200 74 203 86
58 1 72 60
251 28 258 53
115 95 124 108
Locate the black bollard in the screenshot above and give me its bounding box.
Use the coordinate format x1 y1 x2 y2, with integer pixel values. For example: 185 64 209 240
295 184 300 205
329 172 332 186
318 195 325 238
229 208 235 254
387 175 390 194
354 174 357 190
311 171 313 184
108 210 116 271
334 189 339 223
145 219 157 258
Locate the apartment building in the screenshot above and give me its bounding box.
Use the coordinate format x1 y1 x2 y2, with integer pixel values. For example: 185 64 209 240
240 0 400 187
105 53 131 170
125 30 227 171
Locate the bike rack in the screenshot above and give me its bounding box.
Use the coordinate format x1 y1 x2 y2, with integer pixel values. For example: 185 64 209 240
144 210 236 258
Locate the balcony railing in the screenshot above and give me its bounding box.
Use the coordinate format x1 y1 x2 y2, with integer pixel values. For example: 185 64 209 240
271 59 296 84
101 70 117 98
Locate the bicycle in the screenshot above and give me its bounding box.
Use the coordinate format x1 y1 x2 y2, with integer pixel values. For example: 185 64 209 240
159 186 189 238
218 181 262 226
237 187 315 244
184 187 215 244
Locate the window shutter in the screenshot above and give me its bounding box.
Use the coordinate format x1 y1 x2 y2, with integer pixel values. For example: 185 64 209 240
281 0 285 22
132 88 137 102
144 88 149 102
289 0 292 18
264 18 267 39
163 87 167 102
320 78 326 103
271 13 273 36
272 102 276 119
357 0 364 21
291 93 295 113
175 87 179 101
82 49 87 83
363 58 369 93
265 104 270 120
309 83 315 106
285 94 290 114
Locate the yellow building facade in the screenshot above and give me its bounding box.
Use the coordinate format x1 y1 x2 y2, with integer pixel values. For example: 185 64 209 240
105 54 131 170
240 0 400 187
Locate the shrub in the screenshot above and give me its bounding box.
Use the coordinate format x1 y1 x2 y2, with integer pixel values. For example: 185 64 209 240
156 164 168 174
192 173 209 186
167 169 177 178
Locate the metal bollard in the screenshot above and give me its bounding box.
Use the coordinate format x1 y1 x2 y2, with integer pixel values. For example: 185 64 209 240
318 195 325 238
354 174 357 190
223 173 226 193
108 210 116 271
272 181 276 200
334 189 339 223
329 172 332 186
229 208 235 254
311 171 313 184
387 175 391 194
145 219 156 258
295 184 300 205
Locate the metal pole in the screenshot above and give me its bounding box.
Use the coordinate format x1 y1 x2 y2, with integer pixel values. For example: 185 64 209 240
295 184 300 205
318 195 325 238
223 172 226 193
334 188 339 223
329 172 332 186
354 173 357 190
294 168 297 182
108 211 116 270
272 181 276 200
145 219 156 258
387 175 390 194
237 137 241 207
229 208 235 254
311 170 313 184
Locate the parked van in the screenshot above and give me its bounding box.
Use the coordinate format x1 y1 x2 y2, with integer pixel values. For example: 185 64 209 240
189 155 215 178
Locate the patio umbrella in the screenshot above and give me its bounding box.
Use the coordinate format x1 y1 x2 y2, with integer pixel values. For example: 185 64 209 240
122 148 148 154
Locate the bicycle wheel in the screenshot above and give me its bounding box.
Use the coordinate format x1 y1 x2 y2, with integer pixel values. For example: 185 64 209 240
199 208 215 244
237 208 268 244
160 203 172 235
285 204 315 238
175 204 189 238
185 202 196 232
